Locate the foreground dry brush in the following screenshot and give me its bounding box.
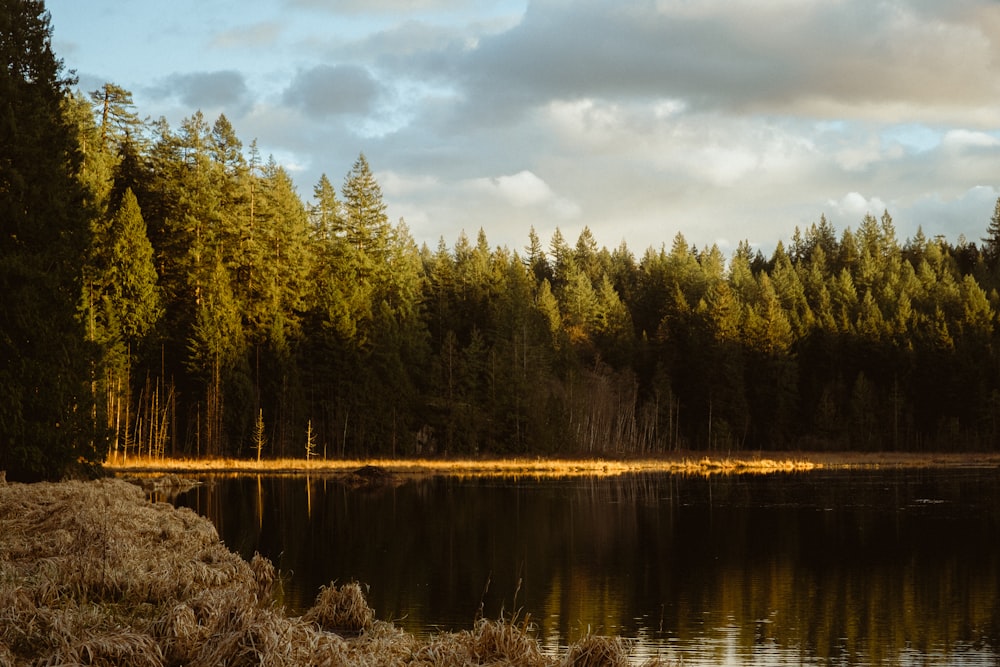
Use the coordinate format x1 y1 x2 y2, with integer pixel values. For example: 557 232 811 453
0 477 663 666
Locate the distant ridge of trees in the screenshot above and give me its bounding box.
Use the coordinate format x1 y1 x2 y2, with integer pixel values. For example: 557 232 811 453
4 2 1000 480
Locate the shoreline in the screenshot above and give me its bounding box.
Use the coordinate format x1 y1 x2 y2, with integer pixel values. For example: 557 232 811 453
104 450 1000 478
0 477 644 666
5 457 997 663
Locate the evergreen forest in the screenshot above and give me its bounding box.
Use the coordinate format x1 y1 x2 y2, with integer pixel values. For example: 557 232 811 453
4 1 1000 481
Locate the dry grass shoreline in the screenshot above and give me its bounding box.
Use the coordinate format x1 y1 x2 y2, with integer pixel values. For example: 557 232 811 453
104 450 1000 478
4 455 997 664
0 477 656 666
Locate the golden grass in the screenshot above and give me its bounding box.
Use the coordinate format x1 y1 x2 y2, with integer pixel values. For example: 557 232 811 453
303 582 376 636
0 476 673 666
106 449 1000 480
561 634 634 666
106 452 825 478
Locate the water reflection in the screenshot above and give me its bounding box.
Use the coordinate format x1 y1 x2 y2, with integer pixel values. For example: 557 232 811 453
173 469 1000 665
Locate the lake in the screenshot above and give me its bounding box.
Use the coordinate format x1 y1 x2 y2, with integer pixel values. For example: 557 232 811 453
172 467 1000 665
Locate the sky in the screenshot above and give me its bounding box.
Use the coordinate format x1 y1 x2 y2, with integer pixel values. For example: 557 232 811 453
46 0 1000 257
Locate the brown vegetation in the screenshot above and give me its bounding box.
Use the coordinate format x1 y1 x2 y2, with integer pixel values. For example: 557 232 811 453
105 450 1000 480
0 476 669 666
106 453 825 478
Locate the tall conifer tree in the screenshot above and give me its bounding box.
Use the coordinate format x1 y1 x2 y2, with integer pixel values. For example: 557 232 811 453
0 0 99 479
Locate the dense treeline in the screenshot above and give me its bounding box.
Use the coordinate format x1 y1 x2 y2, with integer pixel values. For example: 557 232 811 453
4 3 1000 480
75 89 1000 462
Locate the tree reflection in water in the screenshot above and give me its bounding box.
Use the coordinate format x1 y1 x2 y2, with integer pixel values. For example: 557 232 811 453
175 469 1000 665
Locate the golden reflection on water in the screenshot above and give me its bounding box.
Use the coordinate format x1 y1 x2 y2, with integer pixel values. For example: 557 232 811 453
167 470 1000 666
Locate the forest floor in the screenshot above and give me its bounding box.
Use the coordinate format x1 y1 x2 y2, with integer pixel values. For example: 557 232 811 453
0 477 656 666
104 450 1000 478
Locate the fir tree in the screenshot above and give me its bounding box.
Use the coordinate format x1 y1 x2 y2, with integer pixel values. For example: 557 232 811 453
89 82 140 152
524 226 551 285
0 0 99 480
982 197 1000 270
309 173 342 241
342 152 389 255
108 189 160 343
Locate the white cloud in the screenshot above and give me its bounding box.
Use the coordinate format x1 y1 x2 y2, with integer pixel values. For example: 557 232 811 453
942 129 1000 150
828 192 890 222
49 0 1000 257
476 170 554 207
469 170 581 219
832 137 884 172
377 170 440 196
696 145 760 187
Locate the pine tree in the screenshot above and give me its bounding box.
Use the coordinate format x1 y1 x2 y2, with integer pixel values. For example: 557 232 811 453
593 274 635 367
574 226 601 286
98 188 162 458
1 0 99 480
89 82 141 152
65 91 115 216
309 173 342 241
187 254 245 455
982 197 1000 270
548 227 574 288
108 189 160 342
342 152 389 256
524 226 551 285
559 264 599 347
535 280 563 345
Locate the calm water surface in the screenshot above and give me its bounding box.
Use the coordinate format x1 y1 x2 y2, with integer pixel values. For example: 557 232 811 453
172 468 1000 665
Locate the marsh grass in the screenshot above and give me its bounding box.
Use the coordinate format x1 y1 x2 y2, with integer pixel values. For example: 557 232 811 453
303 582 376 636
0 477 670 666
107 453 825 478
561 634 634 666
107 450 1000 481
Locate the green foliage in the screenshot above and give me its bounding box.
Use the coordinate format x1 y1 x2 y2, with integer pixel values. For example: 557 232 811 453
107 189 160 342
12 4 1000 463
0 0 100 480
89 82 140 151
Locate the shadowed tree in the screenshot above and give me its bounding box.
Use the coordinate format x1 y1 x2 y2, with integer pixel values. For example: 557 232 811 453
0 0 100 480
981 197 1000 280
525 226 551 285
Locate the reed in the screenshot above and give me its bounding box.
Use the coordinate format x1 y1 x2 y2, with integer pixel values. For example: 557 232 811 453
303 582 375 636
107 450 1000 480
0 477 676 666
106 453 825 478
561 634 633 666
413 617 546 667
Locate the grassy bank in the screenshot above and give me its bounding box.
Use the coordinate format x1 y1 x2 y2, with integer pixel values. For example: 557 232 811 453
0 477 663 666
105 453 822 478
104 450 1000 478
